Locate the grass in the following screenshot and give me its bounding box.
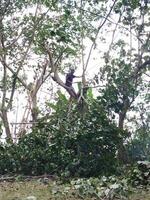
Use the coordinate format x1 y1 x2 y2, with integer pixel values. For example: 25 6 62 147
129 188 150 200
0 180 150 200
0 180 85 200
0 181 52 200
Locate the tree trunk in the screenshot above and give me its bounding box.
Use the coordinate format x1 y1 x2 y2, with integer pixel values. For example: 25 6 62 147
1 109 12 142
118 112 126 129
117 110 129 164
30 91 38 123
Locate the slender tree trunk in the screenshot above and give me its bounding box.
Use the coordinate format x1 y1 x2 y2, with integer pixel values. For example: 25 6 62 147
31 92 38 123
1 110 12 142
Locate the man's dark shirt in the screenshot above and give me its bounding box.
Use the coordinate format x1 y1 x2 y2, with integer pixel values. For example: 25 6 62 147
65 72 76 87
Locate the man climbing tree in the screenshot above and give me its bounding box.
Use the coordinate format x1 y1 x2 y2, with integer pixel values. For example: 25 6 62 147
65 68 76 87
65 68 79 99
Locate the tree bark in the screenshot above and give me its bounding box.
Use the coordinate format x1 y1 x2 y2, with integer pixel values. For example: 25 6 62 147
1 110 12 142
117 99 129 164
118 112 126 130
30 91 38 123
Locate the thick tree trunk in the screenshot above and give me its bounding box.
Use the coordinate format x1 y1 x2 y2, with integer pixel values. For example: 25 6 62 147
118 110 129 164
118 112 126 130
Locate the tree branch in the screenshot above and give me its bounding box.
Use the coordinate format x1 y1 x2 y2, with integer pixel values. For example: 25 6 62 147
84 0 118 71
0 59 29 89
134 59 150 78
45 46 78 98
31 59 48 97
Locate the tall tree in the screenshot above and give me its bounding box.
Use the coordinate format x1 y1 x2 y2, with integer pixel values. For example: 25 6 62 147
0 0 111 140
94 0 150 162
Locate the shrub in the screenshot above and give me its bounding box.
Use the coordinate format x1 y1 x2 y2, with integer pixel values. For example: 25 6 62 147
128 161 150 186
51 176 130 199
0 99 121 177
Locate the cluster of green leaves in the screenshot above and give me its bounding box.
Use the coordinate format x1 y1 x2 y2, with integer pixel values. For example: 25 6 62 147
51 176 131 200
100 42 138 116
128 161 150 186
126 126 150 161
0 143 19 174
0 96 121 177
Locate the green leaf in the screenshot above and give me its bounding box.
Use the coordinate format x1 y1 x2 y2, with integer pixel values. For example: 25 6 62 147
57 90 67 103
87 88 93 100
46 102 57 111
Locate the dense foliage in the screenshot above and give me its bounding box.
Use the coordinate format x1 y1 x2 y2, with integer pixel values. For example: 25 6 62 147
128 161 150 186
0 98 121 176
51 176 131 199
127 133 150 162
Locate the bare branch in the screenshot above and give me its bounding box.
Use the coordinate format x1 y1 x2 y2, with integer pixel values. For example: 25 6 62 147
6 28 24 48
0 0 11 20
85 0 117 71
133 60 150 79
14 4 40 77
45 45 78 98
6 75 17 110
107 12 122 53
31 59 48 97
144 72 150 78
1 61 7 109
64 2 142 43
0 59 29 89
80 0 87 88
45 45 55 71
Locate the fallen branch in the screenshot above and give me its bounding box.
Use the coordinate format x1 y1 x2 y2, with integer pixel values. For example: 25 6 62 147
0 174 56 182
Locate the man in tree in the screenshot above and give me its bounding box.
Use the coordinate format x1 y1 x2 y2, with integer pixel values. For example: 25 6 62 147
65 68 76 87
65 68 77 98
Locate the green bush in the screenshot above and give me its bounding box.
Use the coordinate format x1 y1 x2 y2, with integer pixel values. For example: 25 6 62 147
51 176 130 199
0 99 121 177
128 161 150 186
0 143 19 174
126 133 150 162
